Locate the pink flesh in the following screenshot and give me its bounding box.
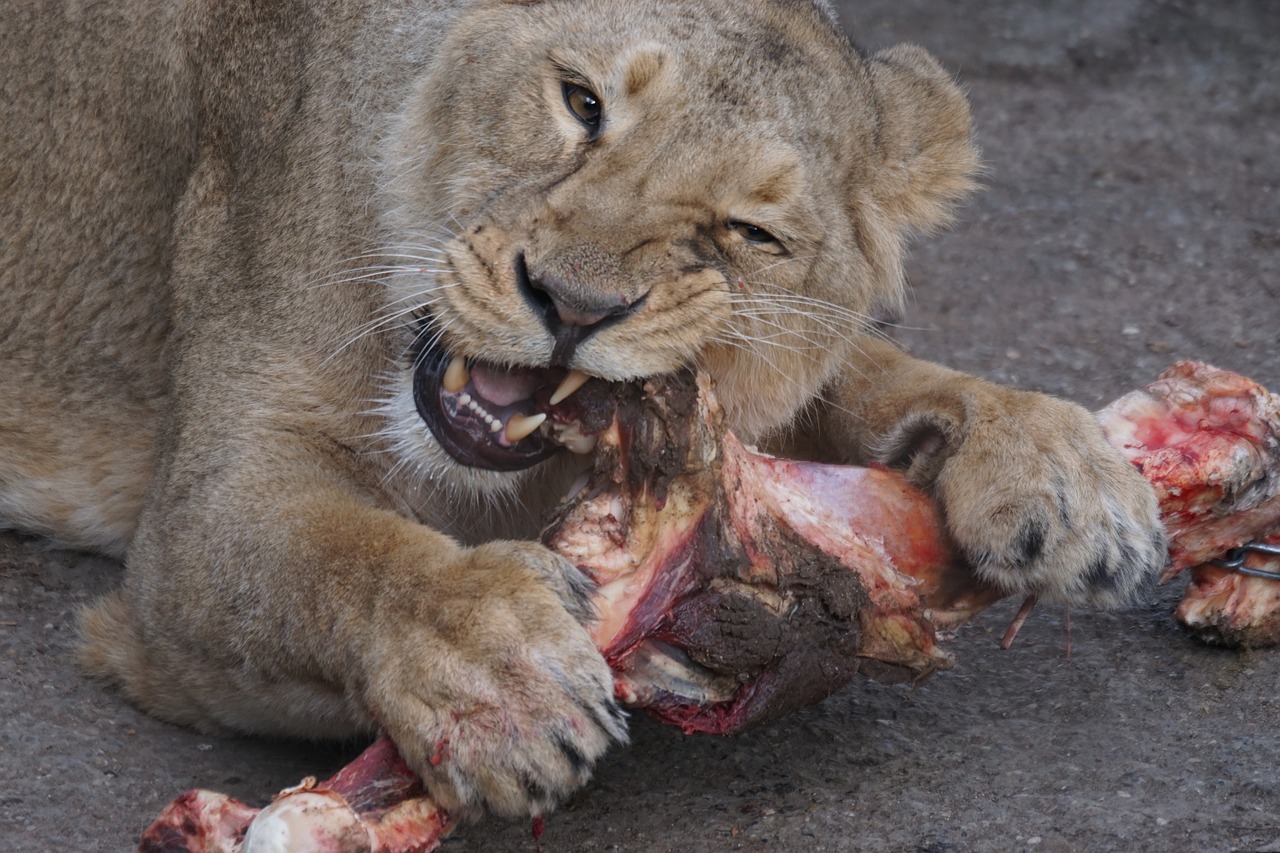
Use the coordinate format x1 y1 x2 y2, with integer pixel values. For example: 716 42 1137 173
1176 533 1280 646
555 475 708 660
719 435 975 675
727 438 1001 628
546 373 990 734
137 789 260 853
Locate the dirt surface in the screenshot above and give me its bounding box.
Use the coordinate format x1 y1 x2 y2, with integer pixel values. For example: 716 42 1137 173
2 1 1278 850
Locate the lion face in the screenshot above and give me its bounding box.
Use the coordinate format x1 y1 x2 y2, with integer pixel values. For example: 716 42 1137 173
377 0 976 487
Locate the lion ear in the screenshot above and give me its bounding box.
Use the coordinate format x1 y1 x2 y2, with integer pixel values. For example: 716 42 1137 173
865 45 980 233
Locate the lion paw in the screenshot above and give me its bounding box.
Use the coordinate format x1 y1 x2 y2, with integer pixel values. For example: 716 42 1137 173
363 541 626 820
925 390 1166 607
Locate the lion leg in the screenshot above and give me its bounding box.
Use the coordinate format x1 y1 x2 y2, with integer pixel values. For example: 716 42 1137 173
85 428 625 820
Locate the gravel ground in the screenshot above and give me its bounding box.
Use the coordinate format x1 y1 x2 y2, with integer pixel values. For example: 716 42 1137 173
2 1 1278 850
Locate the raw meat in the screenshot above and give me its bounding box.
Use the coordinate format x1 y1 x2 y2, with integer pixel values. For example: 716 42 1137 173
1096 362 1280 642
1097 361 1280 572
139 361 1280 851
542 371 997 734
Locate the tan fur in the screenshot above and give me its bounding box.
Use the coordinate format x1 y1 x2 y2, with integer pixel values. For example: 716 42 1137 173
0 0 1162 820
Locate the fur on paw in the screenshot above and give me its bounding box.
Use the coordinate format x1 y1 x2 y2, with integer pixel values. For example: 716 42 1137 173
363 541 627 820
895 390 1166 607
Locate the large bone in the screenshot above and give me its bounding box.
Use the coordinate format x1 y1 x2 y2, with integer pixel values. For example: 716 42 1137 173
138 361 1280 852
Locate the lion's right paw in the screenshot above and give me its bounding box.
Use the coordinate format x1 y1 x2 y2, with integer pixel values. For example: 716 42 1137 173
363 541 627 820
927 390 1166 608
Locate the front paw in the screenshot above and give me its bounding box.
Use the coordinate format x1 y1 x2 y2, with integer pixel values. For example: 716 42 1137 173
362 541 627 820
916 390 1166 607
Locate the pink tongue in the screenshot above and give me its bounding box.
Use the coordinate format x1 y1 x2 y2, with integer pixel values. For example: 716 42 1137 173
470 362 542 407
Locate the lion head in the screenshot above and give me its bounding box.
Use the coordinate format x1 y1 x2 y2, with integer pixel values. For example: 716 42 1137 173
377 0 977 491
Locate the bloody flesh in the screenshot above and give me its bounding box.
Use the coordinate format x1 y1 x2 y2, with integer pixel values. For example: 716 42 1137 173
1096 361 1280 642
543 371 998 734
139 361 1280 852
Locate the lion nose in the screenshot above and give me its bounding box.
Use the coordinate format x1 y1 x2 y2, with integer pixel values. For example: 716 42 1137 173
515 253 645 366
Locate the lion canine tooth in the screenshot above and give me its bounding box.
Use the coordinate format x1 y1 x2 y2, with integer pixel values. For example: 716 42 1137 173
504 412 547 443
549 369 591 405
443 356 469 394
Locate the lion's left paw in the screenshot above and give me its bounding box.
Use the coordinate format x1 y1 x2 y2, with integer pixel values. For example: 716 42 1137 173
931 391 1166 607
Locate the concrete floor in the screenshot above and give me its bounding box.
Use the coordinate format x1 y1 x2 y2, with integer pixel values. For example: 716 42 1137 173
2 1 1277 850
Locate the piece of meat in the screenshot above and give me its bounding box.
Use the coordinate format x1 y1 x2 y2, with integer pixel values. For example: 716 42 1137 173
543 371 999 735
140 361 1280 851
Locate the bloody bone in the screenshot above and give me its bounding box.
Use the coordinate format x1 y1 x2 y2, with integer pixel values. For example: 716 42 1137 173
1095 361 1280 644
140 361 1280 851
138 734 449 852
1097 361 1280 573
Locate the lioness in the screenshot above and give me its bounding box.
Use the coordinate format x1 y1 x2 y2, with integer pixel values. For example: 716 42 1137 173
0 0 1163 821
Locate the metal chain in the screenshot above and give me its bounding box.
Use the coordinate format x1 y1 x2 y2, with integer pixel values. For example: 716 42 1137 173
1210 541 1280 581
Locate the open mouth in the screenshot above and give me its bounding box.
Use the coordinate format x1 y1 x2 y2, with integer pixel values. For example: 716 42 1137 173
412 338 597 471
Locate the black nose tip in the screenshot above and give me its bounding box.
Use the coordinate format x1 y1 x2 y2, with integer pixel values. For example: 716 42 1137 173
515 253 644 366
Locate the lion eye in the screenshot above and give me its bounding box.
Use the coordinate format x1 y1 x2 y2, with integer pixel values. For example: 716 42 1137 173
729 221 781 247
562 82 603 137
